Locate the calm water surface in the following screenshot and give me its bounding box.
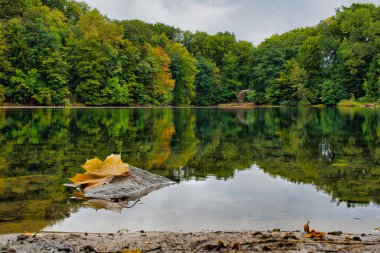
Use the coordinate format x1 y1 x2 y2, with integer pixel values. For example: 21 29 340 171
0 108 380 234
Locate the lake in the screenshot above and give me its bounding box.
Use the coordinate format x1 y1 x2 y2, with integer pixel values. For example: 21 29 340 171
0 107 380 234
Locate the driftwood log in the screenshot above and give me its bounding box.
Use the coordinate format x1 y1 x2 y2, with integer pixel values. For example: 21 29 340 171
84 166 174 200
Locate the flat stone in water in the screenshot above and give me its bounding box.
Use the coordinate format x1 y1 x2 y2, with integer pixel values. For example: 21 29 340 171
84 166 174 200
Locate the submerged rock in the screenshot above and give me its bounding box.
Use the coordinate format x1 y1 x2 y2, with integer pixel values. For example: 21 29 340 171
84 166 174 200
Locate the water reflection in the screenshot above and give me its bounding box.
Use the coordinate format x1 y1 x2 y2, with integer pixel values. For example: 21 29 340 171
46 166 380 234
0 107 380 233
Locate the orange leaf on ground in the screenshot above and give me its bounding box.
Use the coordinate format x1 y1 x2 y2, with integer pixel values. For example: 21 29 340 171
122 249 141 253
305 230 326 238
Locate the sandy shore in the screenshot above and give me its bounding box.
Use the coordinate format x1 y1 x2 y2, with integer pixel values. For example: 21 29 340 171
1 230 380 252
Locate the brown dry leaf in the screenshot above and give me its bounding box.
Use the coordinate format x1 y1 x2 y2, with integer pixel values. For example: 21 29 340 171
231 242 240 250
82 154 129 177
70 173 114 191
70 173 103 186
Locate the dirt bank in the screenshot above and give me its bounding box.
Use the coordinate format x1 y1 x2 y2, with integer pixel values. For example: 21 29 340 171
1 230 380 252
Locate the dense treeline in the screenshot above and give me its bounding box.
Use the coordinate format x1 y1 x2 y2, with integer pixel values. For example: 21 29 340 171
0 0 379 106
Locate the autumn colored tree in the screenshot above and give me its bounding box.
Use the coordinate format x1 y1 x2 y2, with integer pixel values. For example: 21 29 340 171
132 43 175 105
151 46 175 104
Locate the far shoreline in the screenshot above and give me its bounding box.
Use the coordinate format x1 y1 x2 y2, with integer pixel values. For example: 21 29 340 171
0 102 378 109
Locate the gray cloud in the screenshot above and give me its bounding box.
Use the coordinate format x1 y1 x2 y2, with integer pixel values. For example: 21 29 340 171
82 0 380 44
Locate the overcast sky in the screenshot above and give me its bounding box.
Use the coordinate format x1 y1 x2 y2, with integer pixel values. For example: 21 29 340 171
82 0 380 44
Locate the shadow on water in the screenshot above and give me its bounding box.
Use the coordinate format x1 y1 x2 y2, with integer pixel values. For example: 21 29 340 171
0 107 379 233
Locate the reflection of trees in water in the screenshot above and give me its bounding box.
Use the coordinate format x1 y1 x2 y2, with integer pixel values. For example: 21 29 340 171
0 108 379 231
0 174 81 234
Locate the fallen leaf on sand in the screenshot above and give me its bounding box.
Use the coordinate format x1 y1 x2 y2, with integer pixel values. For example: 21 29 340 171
123 249 141 253
305 230 326 238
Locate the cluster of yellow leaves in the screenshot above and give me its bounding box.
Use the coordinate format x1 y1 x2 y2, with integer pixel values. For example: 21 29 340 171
70 154 129 191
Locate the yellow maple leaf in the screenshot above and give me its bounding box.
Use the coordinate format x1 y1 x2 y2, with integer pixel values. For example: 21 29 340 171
69 154 129 191
82 154 129 177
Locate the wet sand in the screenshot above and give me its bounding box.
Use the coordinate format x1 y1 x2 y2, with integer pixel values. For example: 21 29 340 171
1 230 380 252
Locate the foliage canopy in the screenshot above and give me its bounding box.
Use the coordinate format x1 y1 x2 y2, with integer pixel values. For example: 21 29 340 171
0 1 379 105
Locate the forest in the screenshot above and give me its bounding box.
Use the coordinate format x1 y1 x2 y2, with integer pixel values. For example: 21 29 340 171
0 0 379 106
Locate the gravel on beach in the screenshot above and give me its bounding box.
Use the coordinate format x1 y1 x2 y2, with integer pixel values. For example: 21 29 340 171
1 230 380 252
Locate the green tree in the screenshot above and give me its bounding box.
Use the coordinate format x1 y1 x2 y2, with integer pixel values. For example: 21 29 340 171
231 41 254 89
122 19 154 44
67 9 133 105
250 28 312 103
185 31 236 66
336 39 372 99
166 42 198 105
0 0 28 20
42 0 89 22
193 56 222 106
321 80 347 105
101 77 131 105
333 4 378 99
152 22 181 41
0 21 11 95
67 38 116 105
220 52 242 101
76 9 123 46
297 35 324 103
2 5 70 104
267 59 309 105
8 68 42 103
